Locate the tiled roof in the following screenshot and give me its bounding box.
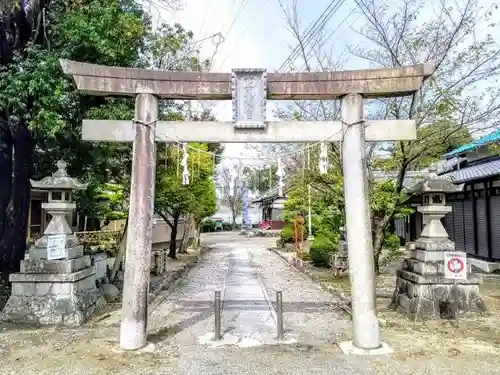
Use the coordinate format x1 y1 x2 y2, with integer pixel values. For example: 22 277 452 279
372 170 426 189
252 184 290 203
445 129 500 159
448 159 500 184
433 156 466 175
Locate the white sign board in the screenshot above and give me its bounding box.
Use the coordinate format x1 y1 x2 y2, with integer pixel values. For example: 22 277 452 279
444 251 467 280
46 234 67 260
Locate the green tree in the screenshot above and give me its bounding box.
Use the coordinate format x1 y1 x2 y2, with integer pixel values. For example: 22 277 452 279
155 143 216 259
243 165 277 195
275 0 500 273
351 0 500 273
0 0 148 275
218 162 246 228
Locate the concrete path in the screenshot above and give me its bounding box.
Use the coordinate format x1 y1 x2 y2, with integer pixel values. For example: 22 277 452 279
147 233 350 350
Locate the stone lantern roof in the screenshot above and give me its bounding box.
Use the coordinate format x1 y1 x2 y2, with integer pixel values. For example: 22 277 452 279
409 166 460 195
30 160 88 191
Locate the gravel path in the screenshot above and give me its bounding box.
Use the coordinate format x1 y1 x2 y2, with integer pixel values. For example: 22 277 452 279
2 233 500 375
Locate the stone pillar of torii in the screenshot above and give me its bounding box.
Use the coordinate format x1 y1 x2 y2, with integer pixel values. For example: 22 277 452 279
61 59 434 354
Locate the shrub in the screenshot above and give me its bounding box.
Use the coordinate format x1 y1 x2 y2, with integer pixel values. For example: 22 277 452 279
310 235 336 267
222 222 233 231
201 219 216 233
280 225 294 243
383 232 401 254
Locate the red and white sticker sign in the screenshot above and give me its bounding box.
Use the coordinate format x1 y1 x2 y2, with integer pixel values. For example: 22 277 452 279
444 251 467 280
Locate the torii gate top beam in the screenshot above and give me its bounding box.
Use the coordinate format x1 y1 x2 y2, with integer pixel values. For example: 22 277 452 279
60 59 435 100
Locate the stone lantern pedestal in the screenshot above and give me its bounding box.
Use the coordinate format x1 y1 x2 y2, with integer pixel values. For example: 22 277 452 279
1 161 106 326
389 167 486 320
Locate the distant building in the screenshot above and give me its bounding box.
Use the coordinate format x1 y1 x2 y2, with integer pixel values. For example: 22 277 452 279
252 186 288 230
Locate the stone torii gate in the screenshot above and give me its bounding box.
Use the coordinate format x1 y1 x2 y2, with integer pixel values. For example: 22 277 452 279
61 59 434 354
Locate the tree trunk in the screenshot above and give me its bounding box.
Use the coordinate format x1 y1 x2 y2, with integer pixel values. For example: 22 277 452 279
168 214 180 259
178 214 192 254
231 212 236 230
0 124 34 275
0 119 13 280
110 217 128 282
372 214 393 275
193 221 201 248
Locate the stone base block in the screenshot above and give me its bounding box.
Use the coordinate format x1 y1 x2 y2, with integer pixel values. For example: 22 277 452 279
29 245 84 261
90 253 108 286
1 268 106 326
389 270 486 321
404 258 472 276
338 341 394 355
415 237 455 252
20 255 91 274
468 257 500 273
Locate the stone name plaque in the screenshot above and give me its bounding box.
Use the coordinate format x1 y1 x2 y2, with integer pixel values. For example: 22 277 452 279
231 68 267 129
47 234 67 260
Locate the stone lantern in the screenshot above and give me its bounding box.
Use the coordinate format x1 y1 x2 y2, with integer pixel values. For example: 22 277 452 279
32 160 85 251
1 160 106 326
389 166 486 320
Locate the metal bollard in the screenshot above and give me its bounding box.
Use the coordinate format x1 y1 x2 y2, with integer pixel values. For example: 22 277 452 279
214 290 222 340
276 291 284 341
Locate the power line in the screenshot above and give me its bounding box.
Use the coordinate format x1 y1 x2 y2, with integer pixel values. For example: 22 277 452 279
300 6 359 69
290 0 346 71
277 0 341 72
277 0 345 72
224 0 250 40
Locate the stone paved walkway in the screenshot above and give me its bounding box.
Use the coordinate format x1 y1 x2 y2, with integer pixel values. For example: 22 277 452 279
2 232 500 375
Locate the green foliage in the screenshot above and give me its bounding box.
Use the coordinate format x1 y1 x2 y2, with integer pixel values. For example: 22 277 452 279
73 181 127 230
243 165 278 194
310 235 335 267
279 225 294 243
155 143 216 225
0 0 153 239
383 232 401 254
283 182 308 220
201 219 216 233
370 180 413 220
222 222 234 231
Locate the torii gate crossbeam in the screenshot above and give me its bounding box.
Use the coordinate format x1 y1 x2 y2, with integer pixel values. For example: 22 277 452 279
61 59 434 354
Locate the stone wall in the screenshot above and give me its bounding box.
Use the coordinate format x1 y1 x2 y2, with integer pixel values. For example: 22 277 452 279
152 216 195 250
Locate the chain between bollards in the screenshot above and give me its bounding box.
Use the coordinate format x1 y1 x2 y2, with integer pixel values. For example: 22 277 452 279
276 290 284 341
214 290 222 341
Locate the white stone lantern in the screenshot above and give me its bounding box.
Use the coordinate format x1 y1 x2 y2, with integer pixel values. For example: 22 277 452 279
389 165 486 321
30 160 87 250
411 166 457 249
1 160 106 327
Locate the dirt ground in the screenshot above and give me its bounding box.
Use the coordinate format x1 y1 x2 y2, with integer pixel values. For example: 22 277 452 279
2 244 500 374
0 248 204 374
287 249 500 360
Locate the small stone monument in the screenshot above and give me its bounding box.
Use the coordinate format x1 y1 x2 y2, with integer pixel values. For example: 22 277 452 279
1 161 106 325
332 226 349 277
389 166 486 320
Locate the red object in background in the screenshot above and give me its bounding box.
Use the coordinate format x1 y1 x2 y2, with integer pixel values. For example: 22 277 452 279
258 220 285 230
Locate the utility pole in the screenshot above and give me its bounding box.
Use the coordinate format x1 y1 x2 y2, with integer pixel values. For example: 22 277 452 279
307 147 313 240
